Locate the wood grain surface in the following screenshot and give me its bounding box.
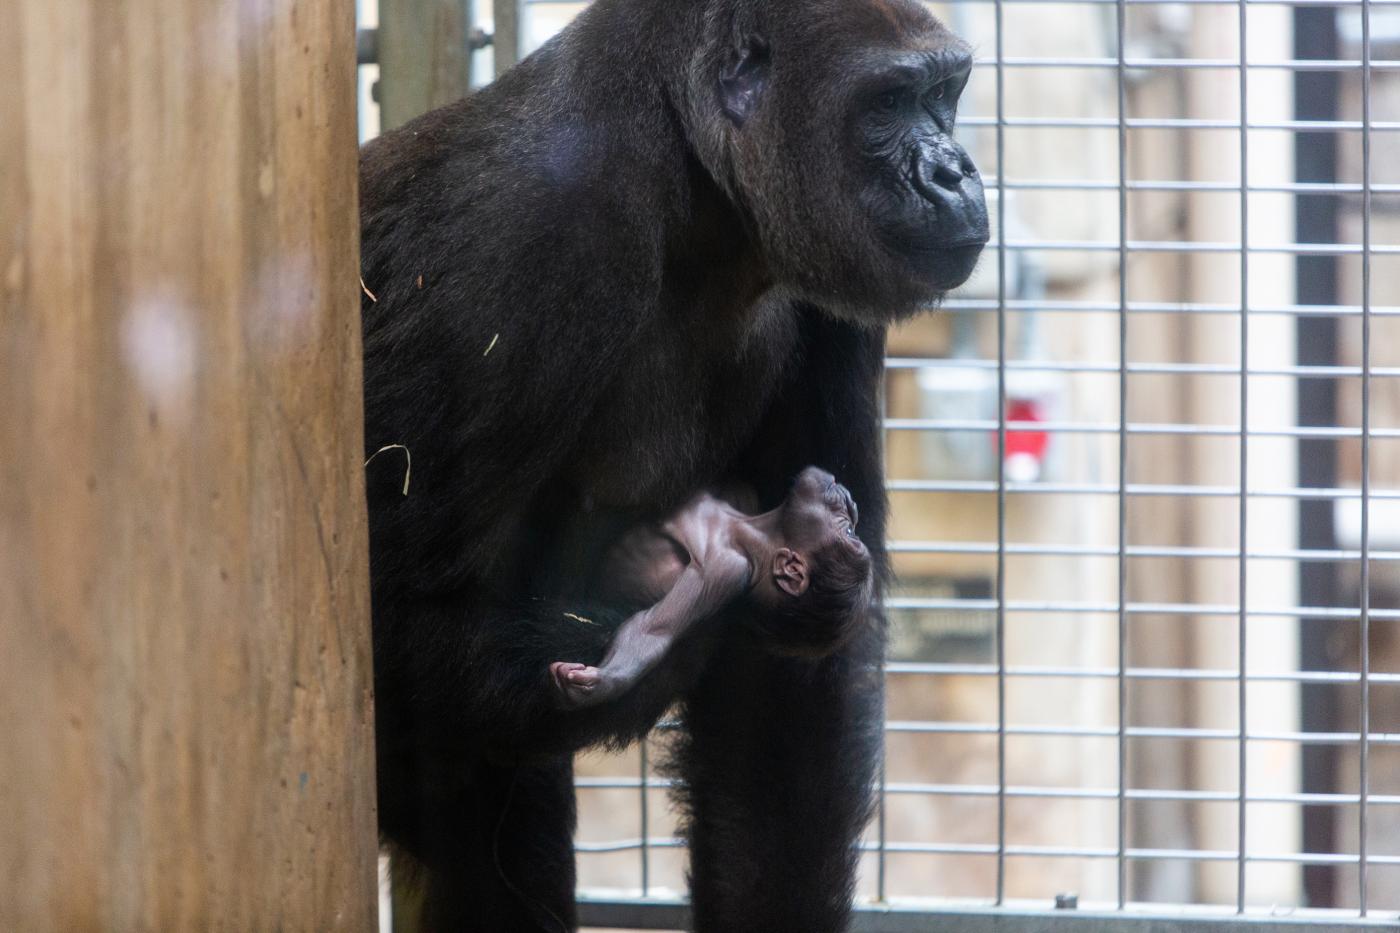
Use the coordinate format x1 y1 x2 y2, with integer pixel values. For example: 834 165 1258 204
0 0 377 928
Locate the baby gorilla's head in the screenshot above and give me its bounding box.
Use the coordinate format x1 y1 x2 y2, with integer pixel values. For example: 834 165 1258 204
753 466 875 656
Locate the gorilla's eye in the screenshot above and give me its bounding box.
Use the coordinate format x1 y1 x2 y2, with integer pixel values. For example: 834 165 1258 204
874 90 900 113
929 81 947 102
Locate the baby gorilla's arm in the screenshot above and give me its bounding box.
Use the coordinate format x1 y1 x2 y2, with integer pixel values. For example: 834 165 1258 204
552 554 750 709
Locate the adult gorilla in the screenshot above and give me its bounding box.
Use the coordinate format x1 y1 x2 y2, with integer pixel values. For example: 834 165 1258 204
359 0 986 928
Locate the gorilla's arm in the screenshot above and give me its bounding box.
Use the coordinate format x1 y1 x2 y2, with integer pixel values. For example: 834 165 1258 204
551 550 751 709
675 309 889 933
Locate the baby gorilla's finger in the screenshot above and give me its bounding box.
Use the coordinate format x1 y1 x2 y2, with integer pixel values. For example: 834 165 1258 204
549 661 587 691
566 665 601 686
549 662 608 710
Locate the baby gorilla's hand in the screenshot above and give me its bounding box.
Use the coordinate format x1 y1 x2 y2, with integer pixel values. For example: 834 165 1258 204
550 661 609 709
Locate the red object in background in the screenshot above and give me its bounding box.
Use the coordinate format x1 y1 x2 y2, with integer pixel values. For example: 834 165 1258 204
1001 397 1050 482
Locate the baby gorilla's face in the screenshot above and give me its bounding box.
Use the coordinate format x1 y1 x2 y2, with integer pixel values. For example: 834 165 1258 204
781 466 864 557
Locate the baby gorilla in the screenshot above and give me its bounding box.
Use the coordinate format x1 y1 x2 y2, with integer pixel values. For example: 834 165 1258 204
550 466 874 708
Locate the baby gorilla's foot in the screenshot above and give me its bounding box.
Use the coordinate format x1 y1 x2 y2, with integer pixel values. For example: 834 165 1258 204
550 661 609 709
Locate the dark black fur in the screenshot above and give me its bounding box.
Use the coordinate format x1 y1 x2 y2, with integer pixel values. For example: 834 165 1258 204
359 0 984 929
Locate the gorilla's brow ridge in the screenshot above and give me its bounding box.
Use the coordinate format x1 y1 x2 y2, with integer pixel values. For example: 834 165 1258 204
909 47 973 79
856 47 974 86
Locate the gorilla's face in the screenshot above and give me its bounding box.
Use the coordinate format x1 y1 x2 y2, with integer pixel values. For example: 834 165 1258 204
713 0 989 324
853 49 989 294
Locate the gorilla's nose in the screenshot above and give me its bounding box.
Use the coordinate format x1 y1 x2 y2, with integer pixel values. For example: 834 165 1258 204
931 161 963 190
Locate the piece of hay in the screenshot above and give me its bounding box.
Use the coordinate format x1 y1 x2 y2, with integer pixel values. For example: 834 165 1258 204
364 443 411 496
562 611 597 626
416 274 424 289
360 275 378 302
483 333 499 356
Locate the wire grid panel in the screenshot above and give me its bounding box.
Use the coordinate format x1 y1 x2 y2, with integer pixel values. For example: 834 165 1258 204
554 0 1400 927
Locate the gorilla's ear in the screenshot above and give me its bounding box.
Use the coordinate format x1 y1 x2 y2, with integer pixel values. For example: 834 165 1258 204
719 37 770 127
772 548 810 598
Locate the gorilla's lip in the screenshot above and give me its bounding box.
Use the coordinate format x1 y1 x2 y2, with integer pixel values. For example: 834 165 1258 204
934 233 990 250
907 160 990 249
903 233 989 254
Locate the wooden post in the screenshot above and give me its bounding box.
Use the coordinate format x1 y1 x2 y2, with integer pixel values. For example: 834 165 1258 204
378 0 474 130
0 1 378 929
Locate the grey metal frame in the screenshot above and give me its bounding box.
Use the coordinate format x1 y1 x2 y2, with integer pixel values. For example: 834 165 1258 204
528 0 1393 926
577 898 1400 931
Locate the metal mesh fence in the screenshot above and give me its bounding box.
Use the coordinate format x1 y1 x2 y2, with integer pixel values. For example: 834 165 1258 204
548 0 1400 928
344 0 1400 927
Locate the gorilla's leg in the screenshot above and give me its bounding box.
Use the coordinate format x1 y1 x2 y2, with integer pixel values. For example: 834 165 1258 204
674 622 884 933
404 753 578 933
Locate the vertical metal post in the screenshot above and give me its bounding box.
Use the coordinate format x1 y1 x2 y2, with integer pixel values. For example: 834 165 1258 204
639 738 650 896
877 746 888 903
1236 0 1250 914
377 0 474 130
993 0 1009 907
1293 7 1343 908
878 375 890 905
493 0 522 76
1114 0 1130 911
1358 0 1373 916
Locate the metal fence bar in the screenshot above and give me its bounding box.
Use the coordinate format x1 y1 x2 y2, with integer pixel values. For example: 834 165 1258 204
958 241 1399 256
884 421 1400 439
638 736 650 896
578 841 1400 867
961 116 1400 130
879 785 1400 806
886 542 1400 561
883 663 1400 684
1115 0 1131 909
579 775 1400 807
877 341 891 906
492 0 521 75
1358 0 1374 915
1236 0 1251 912
938 298 1400 317
576 838 1400 865
986 180 1400 193
883 599 1400 620
975 56 1400 70
885 480 1400 499
577 835 1400 864
993 0 1010 904
576 898 1400 932
887 358 1400 377
883 722 1400 744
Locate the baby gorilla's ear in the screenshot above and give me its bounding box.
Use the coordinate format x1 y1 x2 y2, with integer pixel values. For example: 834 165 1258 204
772 548 810 597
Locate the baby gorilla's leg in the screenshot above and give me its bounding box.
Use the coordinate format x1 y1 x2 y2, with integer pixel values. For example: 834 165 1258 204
550 661 620 709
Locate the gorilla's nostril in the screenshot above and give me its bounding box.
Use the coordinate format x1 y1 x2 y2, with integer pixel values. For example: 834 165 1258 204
932 163 963 189
961 154 978 176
